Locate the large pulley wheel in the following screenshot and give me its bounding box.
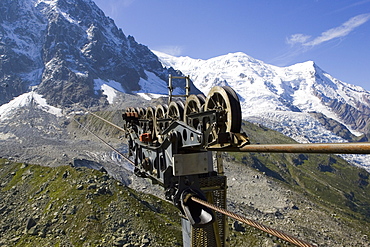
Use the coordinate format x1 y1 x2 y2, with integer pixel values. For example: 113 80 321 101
204 86 241 133
144 106 155 137
167 101 184 121
145 106 155 120
154 104 168 135
183 94 205 129
137 107 146 118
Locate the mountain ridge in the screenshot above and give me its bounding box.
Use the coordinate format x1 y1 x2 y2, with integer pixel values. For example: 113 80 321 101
153 50 370 169
153 50 370 137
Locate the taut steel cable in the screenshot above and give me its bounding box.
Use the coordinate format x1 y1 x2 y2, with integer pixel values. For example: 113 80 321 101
71 116 135 166
190 196 316 247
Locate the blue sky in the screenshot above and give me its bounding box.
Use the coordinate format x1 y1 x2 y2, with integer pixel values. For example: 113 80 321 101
93 0 370 91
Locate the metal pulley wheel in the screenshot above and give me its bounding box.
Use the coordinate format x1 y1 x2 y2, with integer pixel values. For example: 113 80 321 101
167 101 184 121
183 94 206 129
125 107 138 117
144 106 155 137
145 106 155 120
204 86 241 133
137 107 146 118
154 104 168 135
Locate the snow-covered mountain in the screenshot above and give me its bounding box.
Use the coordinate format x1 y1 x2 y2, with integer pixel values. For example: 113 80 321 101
0 89 63 119
0 0 200 108
1 0 369 169
154 51 370 169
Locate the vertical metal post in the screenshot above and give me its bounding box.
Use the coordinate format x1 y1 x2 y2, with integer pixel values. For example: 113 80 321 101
182 218 192 247
189 177 228 247
216 152 224 175
185 75 190 97
168 74 173 104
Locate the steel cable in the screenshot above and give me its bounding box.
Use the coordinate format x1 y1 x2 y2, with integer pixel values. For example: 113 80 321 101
66 96 134 165
88 111 127 133
71 116 135 166
190 196 316 247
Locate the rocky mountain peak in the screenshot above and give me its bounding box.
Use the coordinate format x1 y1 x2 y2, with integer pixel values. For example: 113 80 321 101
0 0 199 107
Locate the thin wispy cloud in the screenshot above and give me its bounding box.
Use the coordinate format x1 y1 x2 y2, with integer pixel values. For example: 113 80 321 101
100 0 136 19
271 13 370 66
287 13 370 47
156 45 184 56
122 0 136 7
286 34 311 46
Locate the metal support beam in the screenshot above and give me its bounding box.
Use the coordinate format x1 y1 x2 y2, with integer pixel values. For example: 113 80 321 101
209 142 370 154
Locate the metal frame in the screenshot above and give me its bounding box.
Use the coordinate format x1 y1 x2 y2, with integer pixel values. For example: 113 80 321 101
168 75 191 104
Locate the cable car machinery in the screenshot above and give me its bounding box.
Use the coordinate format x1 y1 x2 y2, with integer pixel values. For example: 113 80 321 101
122 74 251 246
85 75 370 247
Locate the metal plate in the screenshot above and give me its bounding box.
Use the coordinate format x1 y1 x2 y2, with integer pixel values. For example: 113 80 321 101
172 152 210 176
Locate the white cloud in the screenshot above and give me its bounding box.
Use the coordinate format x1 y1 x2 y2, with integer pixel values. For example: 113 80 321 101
286 34 311 45
287 13 370 48
122 0 136 7
156 45 184 56
331 1 370 14
276 13 370 66
304 13 370 46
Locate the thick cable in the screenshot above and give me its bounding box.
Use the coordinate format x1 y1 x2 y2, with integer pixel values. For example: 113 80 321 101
190 196 316 247
88 111 127 133
71 116 135 166
66 96 126 132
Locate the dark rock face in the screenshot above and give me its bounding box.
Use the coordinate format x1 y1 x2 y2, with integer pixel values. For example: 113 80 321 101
325 98 370 135
0 0 44 105
0 0 198 107
308 112 366 142
311 65 370 136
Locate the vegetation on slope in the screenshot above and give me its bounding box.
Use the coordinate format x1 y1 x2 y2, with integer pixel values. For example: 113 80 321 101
231 121 370 231
2 112 370 246
0 159 182 247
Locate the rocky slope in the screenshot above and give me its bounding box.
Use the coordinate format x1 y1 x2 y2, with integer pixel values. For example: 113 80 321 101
0 97 369 246
0 159 183 247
